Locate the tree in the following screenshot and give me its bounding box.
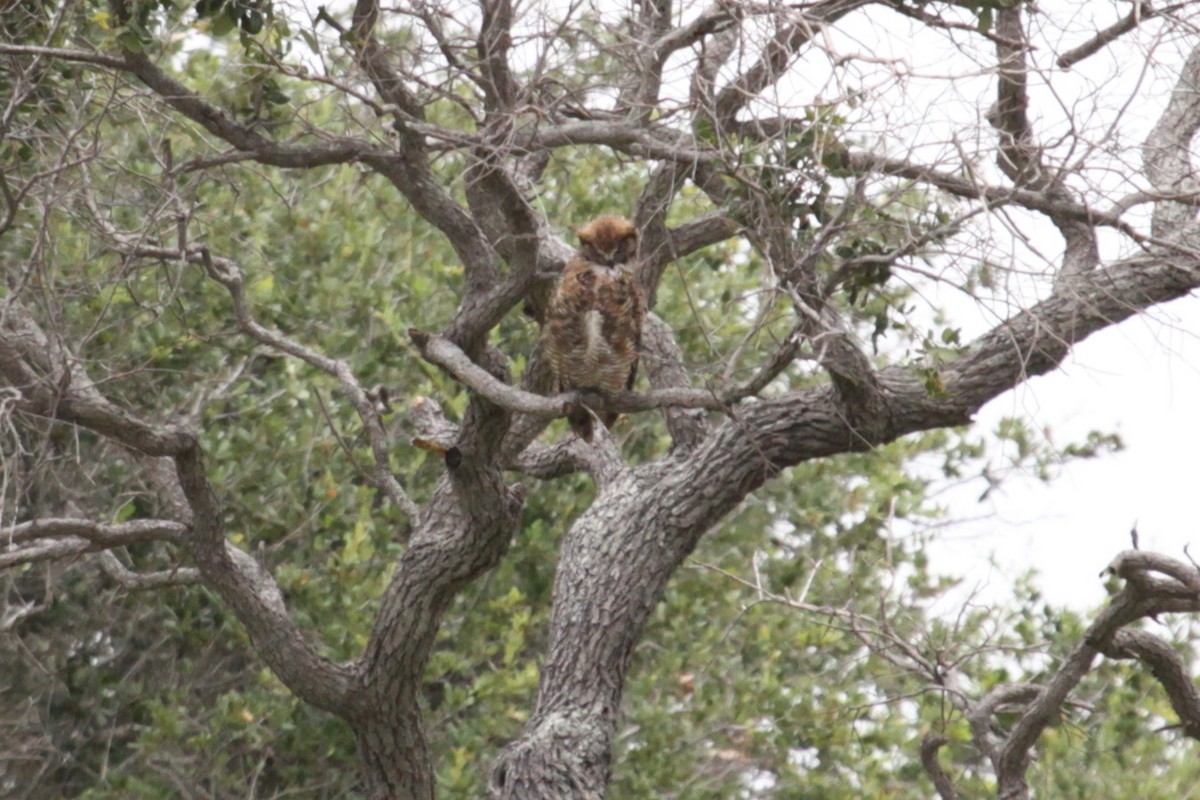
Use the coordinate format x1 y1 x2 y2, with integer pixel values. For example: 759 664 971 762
3 1 1200 798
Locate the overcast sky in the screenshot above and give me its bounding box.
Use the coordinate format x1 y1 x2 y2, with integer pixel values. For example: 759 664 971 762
928 292 1200 611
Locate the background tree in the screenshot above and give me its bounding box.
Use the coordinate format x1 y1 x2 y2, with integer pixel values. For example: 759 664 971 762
3 1 1200 799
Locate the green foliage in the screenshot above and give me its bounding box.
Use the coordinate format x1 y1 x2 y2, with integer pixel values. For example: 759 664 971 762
194 0 270 37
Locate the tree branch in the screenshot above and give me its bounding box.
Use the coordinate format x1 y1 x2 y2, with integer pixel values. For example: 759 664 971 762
919 735 959 800
0 301 194 457
1099 627 1200 740
995 550 1200 799
965 683 1042 768
120 50 379 168
653 2 740 65
1144 42 1200 238
1056 2 1164 69
409 394 596 480
639 313 710 452
408 328 729 415
516 109 1143 242
476 0 519 112
195 248 420 521
98 550 201 591
3 517 185 547
989 6 1098 286
0 42 127 70
839 149 1135 236
713 1 867 131
347 0 501 308
0 302 359 719
615 0 674 120
174 442 361 717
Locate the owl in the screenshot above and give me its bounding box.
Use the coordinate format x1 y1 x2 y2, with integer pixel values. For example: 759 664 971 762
542 215 645 441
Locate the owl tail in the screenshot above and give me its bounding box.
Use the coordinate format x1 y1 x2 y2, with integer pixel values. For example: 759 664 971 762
567 404 595 442
567 405 619 442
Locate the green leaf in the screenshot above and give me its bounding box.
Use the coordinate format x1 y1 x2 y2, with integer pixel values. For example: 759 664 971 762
241 9 263 34
115 28 145 52
211 10 235 36
194 0 225 18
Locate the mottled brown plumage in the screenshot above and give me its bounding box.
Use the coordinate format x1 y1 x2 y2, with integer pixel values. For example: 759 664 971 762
542 216 644 441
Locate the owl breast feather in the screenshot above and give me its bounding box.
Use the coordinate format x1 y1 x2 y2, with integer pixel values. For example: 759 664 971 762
544 264 641 394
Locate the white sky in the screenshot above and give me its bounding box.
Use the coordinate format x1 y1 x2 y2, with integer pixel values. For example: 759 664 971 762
930 294 1200 610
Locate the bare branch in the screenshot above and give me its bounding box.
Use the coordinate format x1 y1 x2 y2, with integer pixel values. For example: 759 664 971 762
477 0 519 111
0 42 128 70
410 327 734 416
1057 2 1164 69
173 442 361 717
634 162 692 300
884 2 1022 48
508 437 590 480
1099 628 1200 740
4 517 185 547
995 550 1200 799
635 173 739 304
714 1 868 131
653 3 739 64
965 683 1042 766
640 312 710 452
989 6 1099 285
1105 549 1200 597
0 297 359 718
552 107 1138 240
615 0 674 119
520 119 712 163
1144 42 1200 238
409 394 593 479
346 0 500 303
199 249 420 521
663 213 741 265
0 301 195 457
119 50 378 169
98 550 200 591
2 538 101 569
347 0 426 119
794 295 886 439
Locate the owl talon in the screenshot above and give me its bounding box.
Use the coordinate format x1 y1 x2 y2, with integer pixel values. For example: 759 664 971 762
565 402 596 442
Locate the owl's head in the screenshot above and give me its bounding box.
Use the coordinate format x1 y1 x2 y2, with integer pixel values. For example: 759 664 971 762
575 215 638 267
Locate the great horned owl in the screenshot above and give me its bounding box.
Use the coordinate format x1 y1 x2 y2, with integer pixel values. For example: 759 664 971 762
542 215 645 441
